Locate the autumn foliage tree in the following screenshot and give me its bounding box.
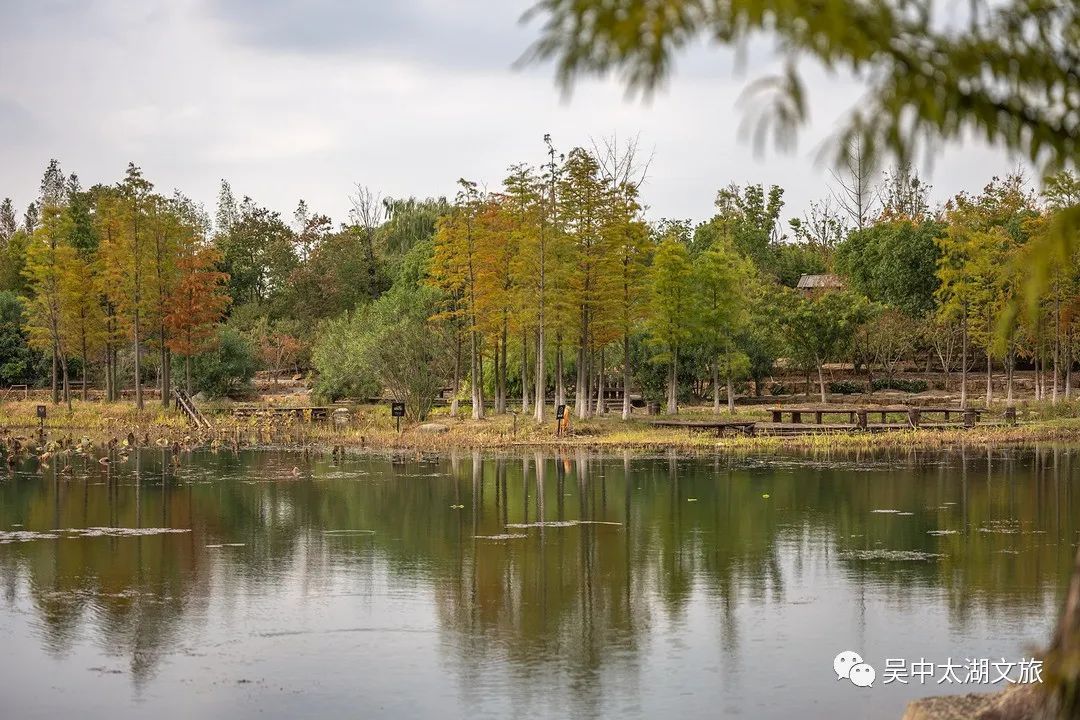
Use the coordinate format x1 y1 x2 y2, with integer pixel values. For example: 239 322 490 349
165 244 230 394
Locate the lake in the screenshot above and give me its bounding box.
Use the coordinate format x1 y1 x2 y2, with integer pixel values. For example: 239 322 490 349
0 446 1076 719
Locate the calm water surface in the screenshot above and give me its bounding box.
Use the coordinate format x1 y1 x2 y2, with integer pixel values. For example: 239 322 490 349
0 446 1077 719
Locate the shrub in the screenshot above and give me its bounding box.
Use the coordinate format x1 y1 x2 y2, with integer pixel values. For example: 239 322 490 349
311 283 452 420
182 328 257 399
828 380 865 395
870 377 928 393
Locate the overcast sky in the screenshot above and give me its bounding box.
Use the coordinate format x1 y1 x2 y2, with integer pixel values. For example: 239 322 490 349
1 0 1029 230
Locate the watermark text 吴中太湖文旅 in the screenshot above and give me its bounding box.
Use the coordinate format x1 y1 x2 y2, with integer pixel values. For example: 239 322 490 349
834 651 1043 689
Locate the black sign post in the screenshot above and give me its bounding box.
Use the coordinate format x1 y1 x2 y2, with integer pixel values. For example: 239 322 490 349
36 404 46 436
391 401 406 433
555 404 566 436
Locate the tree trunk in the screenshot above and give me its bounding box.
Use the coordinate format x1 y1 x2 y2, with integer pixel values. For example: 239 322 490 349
451 329 461 418
493 337 502 414
499 316 508 414
1054 295 1061 405
534 323 545 423
161 340 170 409
712 359 721 415
594 348 605 415
666 350 678 414
1006 343 1014 405
816 358 827 404
555 340 565 408
80 331 89 402
134 308 143 411
1067 328 1073 400
521 331 530 414
59 351 70 410
112 346 119 402
986 350 993 408
51 349 58 404
726 348 736 414
64 363 71 410
471 330 483 420
959 311 968 410
576 343 587 420
1037 332 1043 401
185 355 193 395
80 355 88 403
104 340 112 402
622 334 632 421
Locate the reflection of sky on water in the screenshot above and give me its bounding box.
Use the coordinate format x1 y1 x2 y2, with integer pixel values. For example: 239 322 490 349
0 447 1074 719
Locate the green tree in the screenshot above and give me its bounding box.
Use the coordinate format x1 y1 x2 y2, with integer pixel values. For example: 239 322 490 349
0 198 18 243
835 219 944 317
712 183 784 271
60 251 106 401
0 291 35 385
430 180 486 419
647 235 696 413
695 237 750 413
23 205 78 408
607 181 652 419
782 289 870 403
98 164 154 410
0 229 29 295
215 196 297 308
64 174 98 256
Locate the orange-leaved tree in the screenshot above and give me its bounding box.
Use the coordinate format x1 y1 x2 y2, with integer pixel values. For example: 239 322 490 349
164 243 230 395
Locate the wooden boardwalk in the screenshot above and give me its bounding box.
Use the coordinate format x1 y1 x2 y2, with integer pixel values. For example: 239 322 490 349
231 406 333 422
649 405 1012 438
766 405 987 429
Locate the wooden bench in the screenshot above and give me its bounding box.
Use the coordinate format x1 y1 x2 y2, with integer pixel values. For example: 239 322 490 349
649 419 757 437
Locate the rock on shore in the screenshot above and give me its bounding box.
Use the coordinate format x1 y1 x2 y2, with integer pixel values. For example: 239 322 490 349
901 685 1044 720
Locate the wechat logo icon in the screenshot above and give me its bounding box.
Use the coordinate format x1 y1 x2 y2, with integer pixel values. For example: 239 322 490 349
835 651 876 688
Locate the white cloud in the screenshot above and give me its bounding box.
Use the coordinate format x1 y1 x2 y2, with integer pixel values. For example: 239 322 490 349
0 0 1030 229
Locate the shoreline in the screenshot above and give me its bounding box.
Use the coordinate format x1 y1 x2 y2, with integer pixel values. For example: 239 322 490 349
3 399 1080 455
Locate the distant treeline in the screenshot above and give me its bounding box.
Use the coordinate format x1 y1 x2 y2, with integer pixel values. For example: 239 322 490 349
2 141 1077 417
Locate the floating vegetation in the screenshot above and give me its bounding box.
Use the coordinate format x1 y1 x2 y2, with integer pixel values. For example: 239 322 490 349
0 527 190 544
897 512 915 516
978 520 1022 535
927 530 959 536
206 543 247 548
839 549 943 561
322 530 375 536
871 509 900 514
0 530 61 544
473 534 528 541
79 527 191 538
504 520 622 529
